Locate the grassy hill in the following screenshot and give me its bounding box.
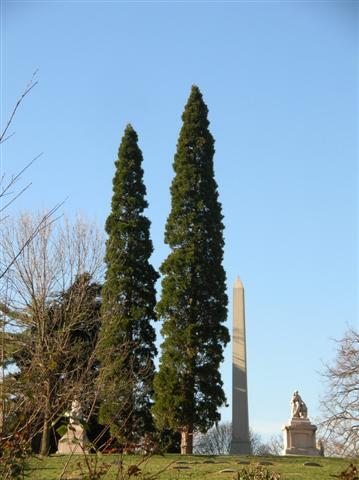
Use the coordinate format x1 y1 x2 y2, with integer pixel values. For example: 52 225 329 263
26 453 357 480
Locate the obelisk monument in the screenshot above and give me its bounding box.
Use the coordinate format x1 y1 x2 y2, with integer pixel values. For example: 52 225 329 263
230 276 251 454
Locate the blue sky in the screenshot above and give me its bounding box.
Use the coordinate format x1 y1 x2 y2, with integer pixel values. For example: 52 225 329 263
1 1 358 439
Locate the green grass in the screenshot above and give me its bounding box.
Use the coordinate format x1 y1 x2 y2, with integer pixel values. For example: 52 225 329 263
26 453 356 480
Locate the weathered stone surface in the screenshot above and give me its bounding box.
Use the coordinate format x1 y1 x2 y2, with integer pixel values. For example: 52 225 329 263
291 391 308 419
282 394 322 457
57 424 89 455
230 277 251 455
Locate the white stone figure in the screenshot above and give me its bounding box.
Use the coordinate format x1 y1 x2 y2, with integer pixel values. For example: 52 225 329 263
66 399 83 425
57 400 89 455
291 390 308 419
283 391 321 456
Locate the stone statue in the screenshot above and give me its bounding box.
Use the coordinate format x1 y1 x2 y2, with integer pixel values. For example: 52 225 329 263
57 399 89 455
66 399 83 425
291 390 308 419
283 391 321 456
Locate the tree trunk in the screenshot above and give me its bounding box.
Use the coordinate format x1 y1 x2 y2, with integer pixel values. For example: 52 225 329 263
40 385 51 456
40 416 50 456
180 426 193 455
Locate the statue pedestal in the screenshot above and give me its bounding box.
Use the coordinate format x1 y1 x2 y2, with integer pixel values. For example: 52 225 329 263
282 418 320 456
57 424 90 455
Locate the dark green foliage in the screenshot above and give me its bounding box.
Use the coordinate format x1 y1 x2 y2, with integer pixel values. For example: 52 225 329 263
152 86 229 446
5 273 101 382
1 273 102 455
97 125 158 442
157 429 181 454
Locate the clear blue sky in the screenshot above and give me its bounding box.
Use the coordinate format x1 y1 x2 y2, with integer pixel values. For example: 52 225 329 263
1 1 358 439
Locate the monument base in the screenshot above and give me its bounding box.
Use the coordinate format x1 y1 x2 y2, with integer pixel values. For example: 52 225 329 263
57 424 90 455
230 438 251 455
282 418 321 456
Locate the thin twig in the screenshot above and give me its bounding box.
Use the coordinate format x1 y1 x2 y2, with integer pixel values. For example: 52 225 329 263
0 70 38 144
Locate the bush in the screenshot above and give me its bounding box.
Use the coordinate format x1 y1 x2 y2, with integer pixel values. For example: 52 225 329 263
235 466 281 480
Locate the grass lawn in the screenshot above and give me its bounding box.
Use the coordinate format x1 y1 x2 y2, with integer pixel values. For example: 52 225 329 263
26 453 356 479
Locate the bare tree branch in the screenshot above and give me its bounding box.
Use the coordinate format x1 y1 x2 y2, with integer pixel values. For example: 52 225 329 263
318 328 359 457
0 70 38 145
0 202 64 280
1 214 105 459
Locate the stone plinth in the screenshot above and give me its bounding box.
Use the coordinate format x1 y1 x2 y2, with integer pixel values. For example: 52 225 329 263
57 424 90 455
282 418 320 456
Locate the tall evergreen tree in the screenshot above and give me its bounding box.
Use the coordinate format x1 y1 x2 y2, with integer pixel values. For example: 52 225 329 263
97 125 158 443
152 86 229 454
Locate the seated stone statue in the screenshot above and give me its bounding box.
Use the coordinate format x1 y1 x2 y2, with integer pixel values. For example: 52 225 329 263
283 391 321 456
291 390 308 419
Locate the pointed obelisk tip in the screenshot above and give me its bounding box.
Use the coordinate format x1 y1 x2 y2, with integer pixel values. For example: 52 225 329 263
234 276 243 289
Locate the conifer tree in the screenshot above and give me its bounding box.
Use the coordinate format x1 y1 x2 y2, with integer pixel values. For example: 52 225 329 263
152 86 229 454
97 125 158 442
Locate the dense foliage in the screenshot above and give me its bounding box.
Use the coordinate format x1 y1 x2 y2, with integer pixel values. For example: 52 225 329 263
152 86 229 453
97 125 158 442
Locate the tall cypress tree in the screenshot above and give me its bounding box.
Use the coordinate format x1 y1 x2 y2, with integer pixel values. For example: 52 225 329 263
152 86 229 454
97 125 158 442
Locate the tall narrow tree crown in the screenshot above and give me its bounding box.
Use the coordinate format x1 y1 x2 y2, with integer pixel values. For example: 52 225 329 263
97 125 158 441
153 86 229 451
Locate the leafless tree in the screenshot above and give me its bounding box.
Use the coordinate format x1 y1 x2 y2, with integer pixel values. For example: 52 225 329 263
0 71 63 282
193 422 283 456
318 327 359 457
267 434 283 456
250 430 283 456
0 213 105 457
0 75 65 474
193 421 232 455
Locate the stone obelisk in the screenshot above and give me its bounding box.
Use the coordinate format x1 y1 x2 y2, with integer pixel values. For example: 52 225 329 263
230 276 251 454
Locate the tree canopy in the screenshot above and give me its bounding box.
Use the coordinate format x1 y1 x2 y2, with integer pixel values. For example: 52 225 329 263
152 86 229 454
97 125 158 442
